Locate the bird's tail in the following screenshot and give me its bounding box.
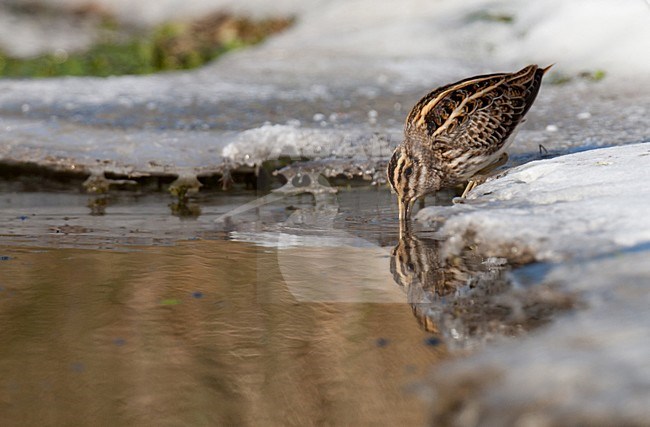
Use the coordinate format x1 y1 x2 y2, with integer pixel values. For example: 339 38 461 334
542 63 555 74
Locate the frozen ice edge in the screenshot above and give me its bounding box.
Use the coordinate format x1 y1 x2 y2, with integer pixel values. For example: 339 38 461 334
427 251 650 426
416 143 650 425
2 0 650 184
417 143 650 263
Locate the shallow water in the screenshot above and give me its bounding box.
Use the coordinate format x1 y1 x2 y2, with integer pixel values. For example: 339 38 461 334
0 187 432 426
0 186 569 425
0 242 447 426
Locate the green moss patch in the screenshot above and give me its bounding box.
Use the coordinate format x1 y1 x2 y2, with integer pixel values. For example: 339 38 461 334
547 69 607 85
0 12 293 78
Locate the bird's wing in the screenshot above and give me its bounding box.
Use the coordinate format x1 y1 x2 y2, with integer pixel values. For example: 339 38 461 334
406 65 545 155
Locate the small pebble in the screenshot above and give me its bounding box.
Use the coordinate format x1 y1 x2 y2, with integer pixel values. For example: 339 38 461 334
312 113 326 122
577 112 591 120
113 338 126 346
0 256 11 261
70 362 85 373
545 124 559 132
192 291 204 299
424 336 441 347
376 338 389 348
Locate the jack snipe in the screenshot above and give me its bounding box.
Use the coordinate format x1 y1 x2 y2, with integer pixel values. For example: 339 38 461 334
387 64 551 221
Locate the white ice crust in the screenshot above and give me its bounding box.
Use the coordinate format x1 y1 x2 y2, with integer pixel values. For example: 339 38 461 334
418 143 650 262
1 0 650 177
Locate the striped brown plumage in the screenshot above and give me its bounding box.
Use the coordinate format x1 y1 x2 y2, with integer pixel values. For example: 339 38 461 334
388 64 551 221
391 229 475 332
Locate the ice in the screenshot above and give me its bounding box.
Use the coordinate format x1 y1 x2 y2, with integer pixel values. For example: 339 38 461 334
0 4 97 57
25 0 650 82
417 143 650 262
222 124 398 166
0 116 228 176
1 0 650 182
232 0 650 79
32 0 320 25
414 143 650 424
427 252 650 425
498 0 650 77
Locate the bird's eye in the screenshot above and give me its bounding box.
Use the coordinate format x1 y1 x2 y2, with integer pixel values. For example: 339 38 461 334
404 166 413 178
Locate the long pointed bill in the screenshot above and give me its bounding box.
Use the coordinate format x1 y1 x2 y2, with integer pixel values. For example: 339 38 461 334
398 218 411 239
398 197 414 222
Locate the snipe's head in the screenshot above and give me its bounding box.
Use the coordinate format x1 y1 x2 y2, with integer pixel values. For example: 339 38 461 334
387 145 440 221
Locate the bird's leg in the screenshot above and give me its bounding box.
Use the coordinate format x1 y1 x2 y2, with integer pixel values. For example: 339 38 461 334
460 180 479 199
418 197 425 210
455 177 485 203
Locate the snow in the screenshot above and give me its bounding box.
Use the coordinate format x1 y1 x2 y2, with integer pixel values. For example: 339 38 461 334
1 0 650 181
417 143 650 262
414 143 650 424
221 124 398 166
0 5 97 57
503 0 650 75
0 115 229 176
20 0 650 77
427 251 650 425
33 0 319 25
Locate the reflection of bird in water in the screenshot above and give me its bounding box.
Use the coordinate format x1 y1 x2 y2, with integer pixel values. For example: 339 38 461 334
388 64 551 221
390 225 468 332
390 225 568 347
390 228 458 297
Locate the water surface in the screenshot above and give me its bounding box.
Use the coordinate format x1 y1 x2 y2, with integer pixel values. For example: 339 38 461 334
0 186 570 425
0 187 448 426
1 241 448 426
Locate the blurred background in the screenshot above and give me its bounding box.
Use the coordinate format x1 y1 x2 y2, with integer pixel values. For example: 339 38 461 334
1 0 648 184
2 0 649 79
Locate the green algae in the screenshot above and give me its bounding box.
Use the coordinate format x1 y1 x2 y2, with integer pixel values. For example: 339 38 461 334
0 13 293 78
